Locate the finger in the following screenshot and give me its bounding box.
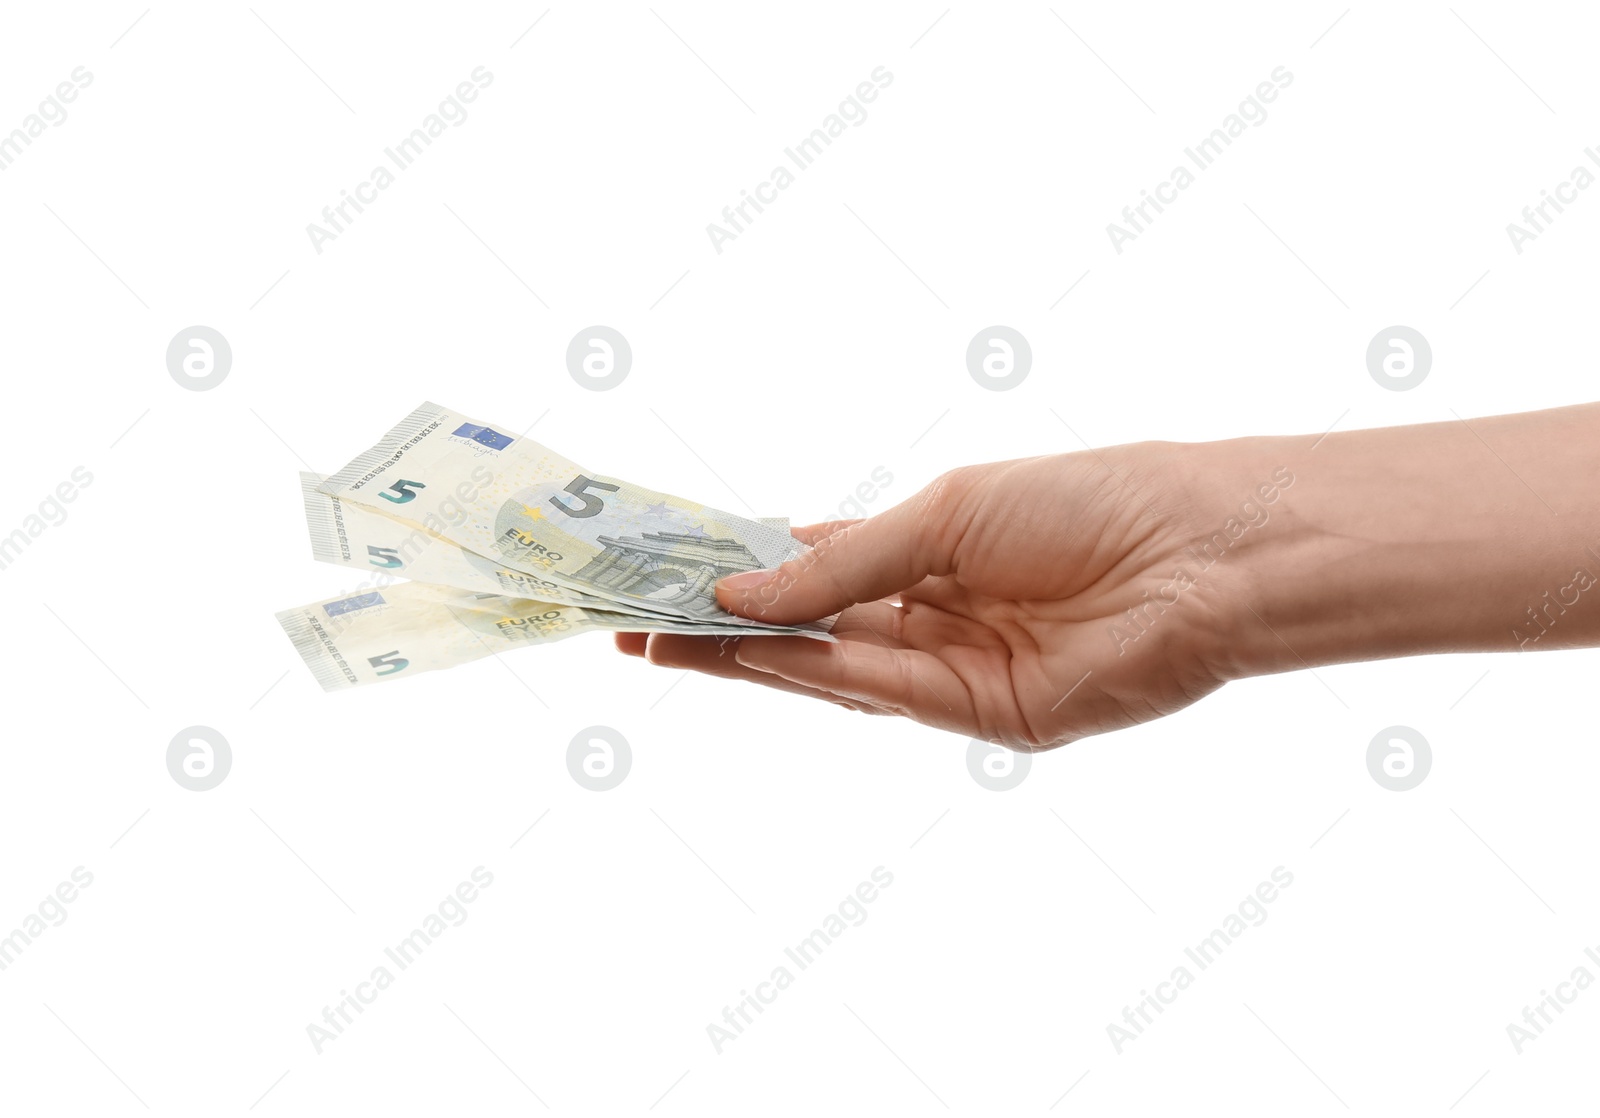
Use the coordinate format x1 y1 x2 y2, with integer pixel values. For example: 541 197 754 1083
733 633 973 730
718 496 944 624
614 632 649 657
788 519 862 547
639 633 889 714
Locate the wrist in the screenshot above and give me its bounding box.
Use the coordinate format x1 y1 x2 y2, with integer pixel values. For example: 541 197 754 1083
1185 405 1600 681
1155 436 1302 683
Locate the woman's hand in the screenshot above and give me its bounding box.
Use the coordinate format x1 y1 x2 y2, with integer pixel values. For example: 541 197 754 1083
616 442 1259 750
618 403 1600 748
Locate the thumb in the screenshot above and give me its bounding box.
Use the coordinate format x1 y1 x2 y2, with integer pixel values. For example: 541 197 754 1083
717 500 937 623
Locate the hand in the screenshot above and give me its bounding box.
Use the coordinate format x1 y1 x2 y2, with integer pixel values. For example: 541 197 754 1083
617 403 1600 748
616 443 1251 750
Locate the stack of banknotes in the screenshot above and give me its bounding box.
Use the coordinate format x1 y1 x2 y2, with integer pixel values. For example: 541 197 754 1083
276 401 831 691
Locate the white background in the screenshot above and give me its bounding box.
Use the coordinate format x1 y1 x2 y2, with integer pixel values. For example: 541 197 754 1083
0 2 1595 1114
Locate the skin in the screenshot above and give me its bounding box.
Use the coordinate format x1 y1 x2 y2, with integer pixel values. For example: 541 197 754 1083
617 403 1600 750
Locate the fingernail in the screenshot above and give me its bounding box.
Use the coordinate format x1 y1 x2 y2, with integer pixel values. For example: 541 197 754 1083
719 569 776 591
732 642 770 670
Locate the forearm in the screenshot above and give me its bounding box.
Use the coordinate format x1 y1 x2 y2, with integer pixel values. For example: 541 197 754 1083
1194 403 1600 679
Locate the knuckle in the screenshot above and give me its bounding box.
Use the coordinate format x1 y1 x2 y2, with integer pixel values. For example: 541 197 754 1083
918 468 965 516
916 466 983 564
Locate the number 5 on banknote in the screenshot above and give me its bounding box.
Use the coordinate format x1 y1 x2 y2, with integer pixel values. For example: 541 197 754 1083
549 475 620 519
380 479 427 504
368 651 410 675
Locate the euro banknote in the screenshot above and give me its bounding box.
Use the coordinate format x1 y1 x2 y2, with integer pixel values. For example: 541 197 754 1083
300 471 795 624
276 580 830 692
301 472 688 618
316 401 823 629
